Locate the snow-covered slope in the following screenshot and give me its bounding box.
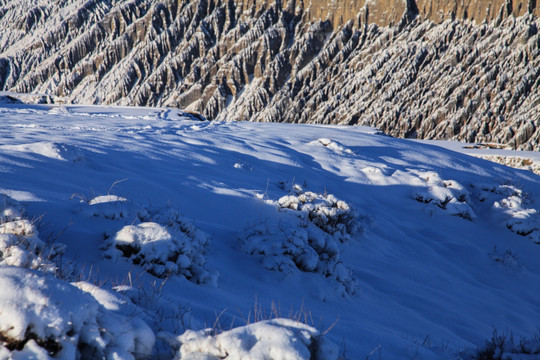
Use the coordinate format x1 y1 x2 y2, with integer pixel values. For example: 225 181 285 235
0 101 539 359
1 0 539 150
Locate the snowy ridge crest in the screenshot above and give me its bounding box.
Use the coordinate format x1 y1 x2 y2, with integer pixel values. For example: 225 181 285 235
0 1 540 149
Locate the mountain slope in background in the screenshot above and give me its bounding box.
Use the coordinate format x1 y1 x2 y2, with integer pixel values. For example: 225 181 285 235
1 0 539 150
0 101 539 358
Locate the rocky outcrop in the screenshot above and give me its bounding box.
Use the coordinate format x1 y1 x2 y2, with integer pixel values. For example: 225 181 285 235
0 0 539 150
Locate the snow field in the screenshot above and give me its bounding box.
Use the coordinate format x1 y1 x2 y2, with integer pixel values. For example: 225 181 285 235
0 103 539 359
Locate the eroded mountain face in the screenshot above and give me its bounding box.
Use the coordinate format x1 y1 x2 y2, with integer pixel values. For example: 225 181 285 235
1 0 539 150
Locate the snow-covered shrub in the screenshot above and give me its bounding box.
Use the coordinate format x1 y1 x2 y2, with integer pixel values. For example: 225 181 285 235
242 217 357 295
244 185 360 294
0 206 63 272
413 172 476 220
472 183 540 243
104 219 216 285
493 188 539 238
0 267 154 360
83 195 217 284
277 184 360 243
161 318 339 360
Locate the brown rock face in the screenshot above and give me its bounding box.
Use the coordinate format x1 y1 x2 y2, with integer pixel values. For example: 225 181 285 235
234 0 539 26
0 0 539 151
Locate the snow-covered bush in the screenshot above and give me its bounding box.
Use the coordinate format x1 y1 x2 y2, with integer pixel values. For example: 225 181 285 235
413 172 476 220
242 217 357 294
104 215 217 285
244 185 359 294
493 188 539 239
161 318 339 360
0 206 63 272
80 193 217 285
0 267 154 360
472 183 540 243
277 184 360 243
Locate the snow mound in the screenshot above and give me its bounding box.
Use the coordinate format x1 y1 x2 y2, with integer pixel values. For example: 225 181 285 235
88 195 128 206
413 172 477 220
0 206 63 272
0 267 154 360
163 318 338 360
82 194 130 219
0 142 84 162
104 219 216 285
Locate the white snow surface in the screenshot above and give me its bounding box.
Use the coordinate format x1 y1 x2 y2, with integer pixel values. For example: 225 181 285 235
0 102 540 359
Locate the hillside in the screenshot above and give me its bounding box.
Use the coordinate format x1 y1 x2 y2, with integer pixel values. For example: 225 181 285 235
1 0 539 150
0 101 539 358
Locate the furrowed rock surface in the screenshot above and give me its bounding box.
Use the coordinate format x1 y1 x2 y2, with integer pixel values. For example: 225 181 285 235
0 0 539 150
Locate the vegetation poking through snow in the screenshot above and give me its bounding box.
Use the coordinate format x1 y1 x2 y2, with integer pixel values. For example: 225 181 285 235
277 184 361 243
413 172 477 220
460 329 540 360
242 185 360 295
473 183 540 243
0 201 64 273
414 175 540 243
489 247 521 269
104 205 217 285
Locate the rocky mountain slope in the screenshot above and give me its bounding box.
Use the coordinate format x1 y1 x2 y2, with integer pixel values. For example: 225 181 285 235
1 0 539 150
